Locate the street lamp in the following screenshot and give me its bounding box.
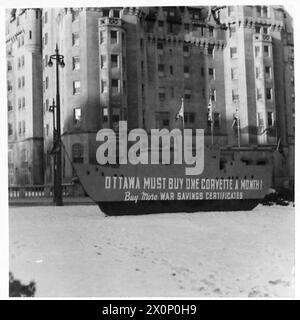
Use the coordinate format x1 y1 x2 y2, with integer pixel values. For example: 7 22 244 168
49 99 57 203
48 44 65 206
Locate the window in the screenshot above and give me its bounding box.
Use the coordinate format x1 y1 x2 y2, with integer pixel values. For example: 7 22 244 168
45 11 48 23
231 67 238 80
201 68 204 77
72 143 84 163
255 46 260 57
100 55 107 68
257 88 263 100
266 88 272 100
200 26 204 36
255 26 261 34
257 112 264 128
123 80 126 94
8 123 13 136
21 148 27 162
184 89 191 101
46 124 49 136
167 23 174 33
184 112 195 124
18 122 21 135
22 76 25 87
158 64 164 76
184 65 190 78
7 81 12 92
169 65 173 75
214 112 220 128
18 58 21 69
72 33 79 46
22 120 25 134
229 26 236 37
113 10 120 18
158 20 164 28
162 119 169 127
18 78 21 89
140 38 144 49
141 60 144 72
211 89 217 102
73 80 80 95
256 6 261 17
45 77 49 89
8 100 13 111
110 30 118 44
73 107 81 125
18 98 21 109
207 46 214 57
112 108 120 123
157 42 163 52
7 61 12 71
101 80 107 93
111 79 119 94
45 55 48 67
232 88 239 101
45 99 49 111
102 9 110 17
267 112 274 126
263 27 268 34
45 33 48 45
262 6 268 17
111 54 118 68
73 56 80 70
208 68 215 80
230 47 237 58
22 97 25 108
158 87 165 101
102 106 108 122
183 45 190 57
170 87 174 98
264 45 270 57
141 84 145 96
100 31 105 44
155 112 170 129
208 26 214 37
255 66 260 79
21 56 25 67
72 10 79 21
265 66 271 79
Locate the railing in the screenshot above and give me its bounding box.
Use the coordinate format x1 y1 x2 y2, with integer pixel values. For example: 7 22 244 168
8 183 85 199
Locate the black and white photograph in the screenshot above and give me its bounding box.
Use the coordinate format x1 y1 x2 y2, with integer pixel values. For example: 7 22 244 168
1 1 297 298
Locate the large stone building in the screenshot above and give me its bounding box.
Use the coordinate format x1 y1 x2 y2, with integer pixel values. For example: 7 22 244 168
6 9 44 186
6 6 294 187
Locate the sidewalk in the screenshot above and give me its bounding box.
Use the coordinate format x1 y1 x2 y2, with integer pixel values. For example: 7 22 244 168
9 197 96 207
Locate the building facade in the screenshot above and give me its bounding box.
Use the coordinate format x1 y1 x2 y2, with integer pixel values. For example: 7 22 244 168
6 6 294 187
6 9 44 186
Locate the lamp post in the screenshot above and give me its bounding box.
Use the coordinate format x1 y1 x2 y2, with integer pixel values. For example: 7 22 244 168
48 44 65 206
49 99 57 203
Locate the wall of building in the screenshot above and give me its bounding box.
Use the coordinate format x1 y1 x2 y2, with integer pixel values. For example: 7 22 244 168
7 9 44 186
6 6 294 188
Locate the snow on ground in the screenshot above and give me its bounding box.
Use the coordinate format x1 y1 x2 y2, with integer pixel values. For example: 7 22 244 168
9 204 294 297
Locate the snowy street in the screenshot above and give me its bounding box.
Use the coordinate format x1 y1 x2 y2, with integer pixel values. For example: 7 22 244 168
9 204 294 297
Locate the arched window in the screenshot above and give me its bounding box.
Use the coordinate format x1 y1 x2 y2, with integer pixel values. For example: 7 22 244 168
72 143 84 163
